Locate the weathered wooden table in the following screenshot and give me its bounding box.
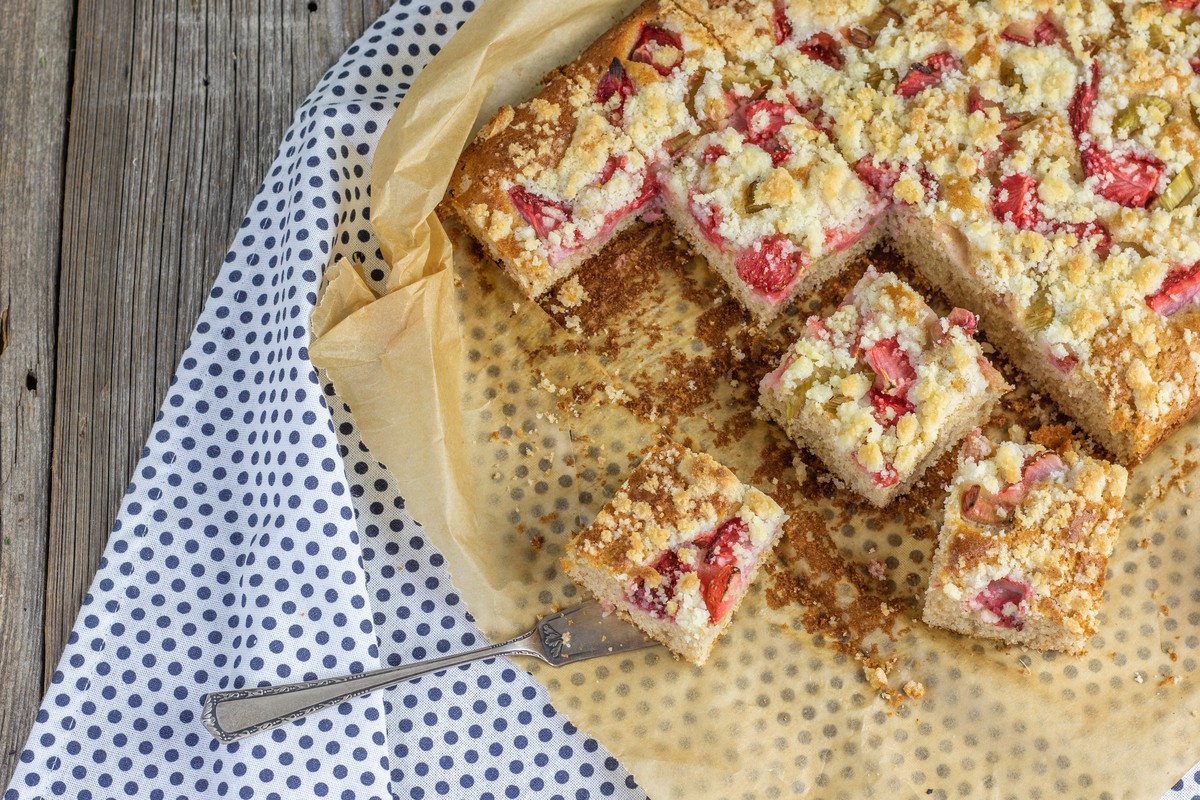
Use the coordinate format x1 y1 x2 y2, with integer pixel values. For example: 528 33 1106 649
0 1 395 787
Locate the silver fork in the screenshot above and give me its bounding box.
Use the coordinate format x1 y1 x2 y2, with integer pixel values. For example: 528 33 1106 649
201 601 658 743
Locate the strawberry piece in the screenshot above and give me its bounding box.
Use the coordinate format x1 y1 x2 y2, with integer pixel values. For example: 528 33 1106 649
1147 261 1200 315
806 316 831 340
865 336 916 396
628 549 691 619
1191 56 1200 75
629 24 684 76
946 307 978 337
739 100 797 142
972 577 1031 629
507 186 572 241
1081 145 1164 208
735 234 804 295
798 31 845 69
895 51 959 98
1069 61 1099 139
870 464 900 488
696 518 749 623
991 173 1041 229
1048 345 1077 373
869 388 916 428
1053 219 1112 259
700 143 728 164
736 99 798 165
688 191 726 250
597 156 620 187
595 58 634 121
772 0 793 45
1166 0 1200 8
854 157 900 197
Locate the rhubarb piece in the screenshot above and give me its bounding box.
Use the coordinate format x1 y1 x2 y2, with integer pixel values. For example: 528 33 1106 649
760 267 1009 507
563 440 788 665
895 52 959 98
923 432 1128 653
1146 261 1200 316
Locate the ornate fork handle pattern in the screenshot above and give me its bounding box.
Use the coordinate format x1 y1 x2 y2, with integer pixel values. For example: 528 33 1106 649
202 630 543 743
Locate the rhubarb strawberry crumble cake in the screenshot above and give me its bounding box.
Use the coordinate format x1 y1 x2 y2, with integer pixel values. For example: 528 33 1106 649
923 431 1128 653
562 440 788 665
759 267 1009 506
449 0 1200 465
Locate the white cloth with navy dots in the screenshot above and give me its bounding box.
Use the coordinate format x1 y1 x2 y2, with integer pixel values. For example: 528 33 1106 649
2 3 1197 799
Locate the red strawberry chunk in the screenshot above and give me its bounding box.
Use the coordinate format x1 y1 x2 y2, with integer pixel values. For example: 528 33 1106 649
854 158 900 196
1053 219 1112 259
1166 0 1200 8
798 31 845 70
972 577 1031 629
628 549 691 619
946 307 978 337
1191 56 1200 75
629 24 684 76
772 0 793 45
688 191 726 250
595 58 634 121
1069 61 1099 139
870 464 900 488
696 518 750 623
806 316 831 340
735 234 804 296
992 173 1041 229
1048 345 1077 373
895 52 960 98
507 186 572 241
869 388 916 428
1147 261 1200 316
735 99 799 165
1081 145 1164 208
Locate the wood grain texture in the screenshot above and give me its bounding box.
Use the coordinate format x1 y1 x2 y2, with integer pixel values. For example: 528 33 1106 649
17 0 392 775
0 0 74 786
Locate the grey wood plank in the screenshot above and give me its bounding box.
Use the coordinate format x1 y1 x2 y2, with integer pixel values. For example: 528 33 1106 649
0 0 74 788
46 0 396 693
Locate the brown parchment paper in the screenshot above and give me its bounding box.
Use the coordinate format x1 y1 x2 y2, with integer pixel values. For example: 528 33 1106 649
310 2 1200 797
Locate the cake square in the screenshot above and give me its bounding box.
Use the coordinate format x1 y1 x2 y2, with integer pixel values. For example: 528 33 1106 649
922 432 1128 653
660 82 887 324
759 266 1010 506
563 440 788 665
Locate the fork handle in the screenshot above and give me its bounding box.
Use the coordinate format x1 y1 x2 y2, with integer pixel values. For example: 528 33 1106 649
202 631 540 743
